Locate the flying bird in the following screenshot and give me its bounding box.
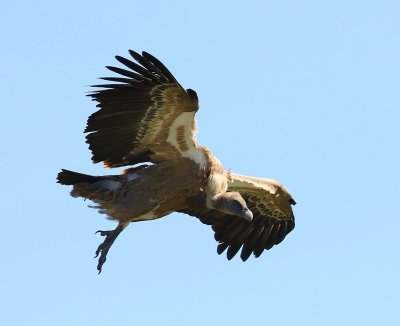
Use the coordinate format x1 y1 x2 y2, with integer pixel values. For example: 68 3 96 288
57 50 296 273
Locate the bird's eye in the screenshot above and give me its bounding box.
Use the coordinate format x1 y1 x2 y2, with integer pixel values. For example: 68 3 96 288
232 200 242 210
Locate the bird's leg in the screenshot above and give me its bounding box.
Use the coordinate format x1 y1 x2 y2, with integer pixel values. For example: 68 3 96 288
94 223 127 274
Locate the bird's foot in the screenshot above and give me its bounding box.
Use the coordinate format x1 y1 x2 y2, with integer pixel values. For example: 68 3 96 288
94 224 126 274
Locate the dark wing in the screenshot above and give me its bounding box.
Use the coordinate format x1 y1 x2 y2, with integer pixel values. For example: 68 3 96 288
86 50 201 167
182 173 296 261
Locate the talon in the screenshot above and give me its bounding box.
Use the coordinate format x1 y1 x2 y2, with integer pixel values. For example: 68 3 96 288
94 243 103 258
95 230 112 236
94 224 126 274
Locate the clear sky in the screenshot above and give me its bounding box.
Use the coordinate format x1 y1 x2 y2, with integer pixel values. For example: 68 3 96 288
1 1 399 325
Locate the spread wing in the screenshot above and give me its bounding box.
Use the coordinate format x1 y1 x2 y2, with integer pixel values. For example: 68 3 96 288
182 173 296 261
86 50 201 167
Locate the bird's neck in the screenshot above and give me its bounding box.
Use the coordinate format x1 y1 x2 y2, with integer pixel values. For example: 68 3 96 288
200 147 231 209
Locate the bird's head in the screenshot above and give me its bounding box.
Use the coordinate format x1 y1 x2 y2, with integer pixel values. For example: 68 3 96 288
210 192 253 222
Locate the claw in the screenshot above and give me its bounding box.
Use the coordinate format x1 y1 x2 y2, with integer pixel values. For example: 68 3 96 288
94 224 126 274
95 230 113 237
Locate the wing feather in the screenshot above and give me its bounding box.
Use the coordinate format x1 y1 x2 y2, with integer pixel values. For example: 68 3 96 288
240 228 261 261
86 50 200 167
105 65 145 80
142 51 180 84
128 51 164 76
181 174 296 261
115 55 157 81
217 242 229 255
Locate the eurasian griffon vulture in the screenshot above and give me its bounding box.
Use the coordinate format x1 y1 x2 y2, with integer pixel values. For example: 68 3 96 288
57 50 296 273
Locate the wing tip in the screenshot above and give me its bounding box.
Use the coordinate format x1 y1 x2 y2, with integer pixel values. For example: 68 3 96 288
186 88 198 102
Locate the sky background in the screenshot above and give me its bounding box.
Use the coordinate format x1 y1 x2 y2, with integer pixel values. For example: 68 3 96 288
1 1 399 325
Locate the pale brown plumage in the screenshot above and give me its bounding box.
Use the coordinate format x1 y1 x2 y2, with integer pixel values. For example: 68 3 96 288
57 50 296 273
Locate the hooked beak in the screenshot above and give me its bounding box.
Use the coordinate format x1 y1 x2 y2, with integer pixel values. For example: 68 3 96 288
242 207 253 222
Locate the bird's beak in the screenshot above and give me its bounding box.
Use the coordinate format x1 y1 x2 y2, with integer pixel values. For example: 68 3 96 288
242 208 253 222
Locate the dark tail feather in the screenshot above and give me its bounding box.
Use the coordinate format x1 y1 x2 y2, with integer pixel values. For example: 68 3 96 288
57 169 102 185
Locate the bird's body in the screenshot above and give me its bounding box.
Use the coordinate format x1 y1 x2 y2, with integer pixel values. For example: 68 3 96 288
57 50 296 273
66 159 205 223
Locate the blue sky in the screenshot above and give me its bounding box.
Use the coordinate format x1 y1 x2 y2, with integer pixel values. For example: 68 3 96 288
1 1 399 325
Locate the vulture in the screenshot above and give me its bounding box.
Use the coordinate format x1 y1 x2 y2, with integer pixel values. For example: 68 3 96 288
57 50 296 273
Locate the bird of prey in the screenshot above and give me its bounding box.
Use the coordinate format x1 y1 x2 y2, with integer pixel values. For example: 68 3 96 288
57 50 296 273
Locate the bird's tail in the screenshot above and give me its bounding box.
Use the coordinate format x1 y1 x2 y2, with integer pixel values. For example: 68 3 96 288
57 169 102 185
57 169 119 203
